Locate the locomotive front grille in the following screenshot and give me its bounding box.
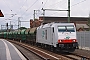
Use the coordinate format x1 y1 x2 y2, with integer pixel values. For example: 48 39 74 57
64 43 73 48
65 43 73 47
57 43 75 49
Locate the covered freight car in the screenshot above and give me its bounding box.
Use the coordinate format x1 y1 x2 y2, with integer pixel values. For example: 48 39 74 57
26 27 37 45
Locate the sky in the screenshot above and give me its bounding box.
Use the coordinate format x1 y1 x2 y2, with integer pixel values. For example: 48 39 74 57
0 0 90 29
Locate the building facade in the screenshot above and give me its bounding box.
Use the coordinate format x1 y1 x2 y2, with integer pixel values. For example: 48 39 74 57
39 16 88 24
39 16 89 31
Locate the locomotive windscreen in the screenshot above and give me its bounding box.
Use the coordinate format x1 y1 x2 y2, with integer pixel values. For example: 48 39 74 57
58 25 75 32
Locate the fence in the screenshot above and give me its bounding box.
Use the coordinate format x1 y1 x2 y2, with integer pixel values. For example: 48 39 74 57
77 31 90 50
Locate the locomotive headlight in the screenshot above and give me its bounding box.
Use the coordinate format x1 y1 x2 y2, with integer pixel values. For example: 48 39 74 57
58 40 62 43
73 40 76 42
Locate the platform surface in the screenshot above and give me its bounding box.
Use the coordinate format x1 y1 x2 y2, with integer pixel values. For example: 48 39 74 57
0 39 26 60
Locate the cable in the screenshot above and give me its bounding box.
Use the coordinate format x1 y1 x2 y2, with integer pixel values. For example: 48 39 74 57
2 0 18 21
44 0 67 16
13 0 28 19
3 0 12 12
36 0 49 16
38 0 66 17
71 0 87 7
42 0 48 8
47 0 87 16
46 0 66 8
26 0 38 11
20 0 39 17
20 0 27 9
18 0 27 13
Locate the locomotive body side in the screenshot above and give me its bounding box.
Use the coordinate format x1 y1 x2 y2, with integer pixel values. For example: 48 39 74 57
36 23 55 46
36 23 78 52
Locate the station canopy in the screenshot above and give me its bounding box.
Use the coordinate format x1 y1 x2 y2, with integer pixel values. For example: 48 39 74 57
0 10 4 17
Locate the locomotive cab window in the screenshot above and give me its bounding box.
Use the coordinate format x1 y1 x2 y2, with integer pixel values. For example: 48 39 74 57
58 26 66 32
58 26 75 32
67 26 75 32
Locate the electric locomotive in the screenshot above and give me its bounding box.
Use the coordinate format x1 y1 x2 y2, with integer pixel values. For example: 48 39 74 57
36 22 78 52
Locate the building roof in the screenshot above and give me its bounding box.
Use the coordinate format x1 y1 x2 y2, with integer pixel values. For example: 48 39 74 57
39 16 88 21
76 24 89 30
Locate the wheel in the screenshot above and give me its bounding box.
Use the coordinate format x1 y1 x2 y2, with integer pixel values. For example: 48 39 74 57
51 46 55 52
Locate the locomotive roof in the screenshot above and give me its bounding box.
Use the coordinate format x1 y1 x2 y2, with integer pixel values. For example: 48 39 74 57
38 23 75 29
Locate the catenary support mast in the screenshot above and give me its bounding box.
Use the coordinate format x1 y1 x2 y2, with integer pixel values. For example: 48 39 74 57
68 0 70 22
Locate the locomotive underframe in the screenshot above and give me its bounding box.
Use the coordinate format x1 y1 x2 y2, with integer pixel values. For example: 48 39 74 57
36 42 78 52
57 42 78 49
56 42 78 52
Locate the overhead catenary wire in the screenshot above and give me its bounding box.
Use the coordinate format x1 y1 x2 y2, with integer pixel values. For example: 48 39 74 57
11 0 28 20
20 0 27 10
45 0 66 8
26 0 39 11
2 0 28 21
42 0 48 8
21 0 66 18
3 0 12 12
1 0 88 21
20 0 39 17
37 0 66 17
2 0 18 17
2 0 19 21
71 0 87 7
49 0 87 16
36 0 49 17
44 0 67 16
18 0 27 13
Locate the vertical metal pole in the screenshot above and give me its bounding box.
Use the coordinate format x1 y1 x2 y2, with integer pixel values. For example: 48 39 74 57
6 23 8 32
10 21 11 30
20 21 21 28
68 0 70 22
89 12 90 30
18 17 20 30
1 25 2 30
43 9 45 24
34 10 35 21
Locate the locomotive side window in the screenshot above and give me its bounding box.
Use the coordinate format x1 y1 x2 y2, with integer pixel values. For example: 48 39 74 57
45 30 47 40
53 27 54 33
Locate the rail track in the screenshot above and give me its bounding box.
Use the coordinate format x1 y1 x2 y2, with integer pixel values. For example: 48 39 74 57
69 52 90 60
60 53 90 60
8 40 90 60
